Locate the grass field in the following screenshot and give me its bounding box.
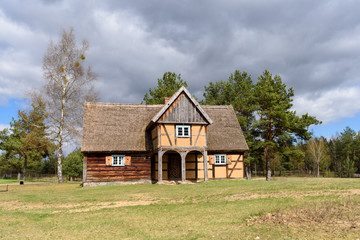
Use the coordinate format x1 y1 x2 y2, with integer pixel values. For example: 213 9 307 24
0 179 19 184
1 177 360 239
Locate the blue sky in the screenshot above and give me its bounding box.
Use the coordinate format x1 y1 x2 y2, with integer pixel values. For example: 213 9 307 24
312 115 360 139
1 0 360 140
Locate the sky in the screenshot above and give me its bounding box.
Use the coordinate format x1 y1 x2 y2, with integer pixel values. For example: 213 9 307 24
0 0 360 140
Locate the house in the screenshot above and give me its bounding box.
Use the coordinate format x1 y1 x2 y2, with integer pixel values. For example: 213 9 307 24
81 87 248 186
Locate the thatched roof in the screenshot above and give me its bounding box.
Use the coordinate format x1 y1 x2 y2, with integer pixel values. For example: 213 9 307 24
82 103 162 152
203 105 249 152
82 102 248 153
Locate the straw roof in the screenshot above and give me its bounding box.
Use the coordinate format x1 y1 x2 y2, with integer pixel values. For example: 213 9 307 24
203 105 249 152
82 102 162 152
82 102 248 153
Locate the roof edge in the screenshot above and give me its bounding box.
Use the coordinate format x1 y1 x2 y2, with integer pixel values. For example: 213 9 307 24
151 86 213 124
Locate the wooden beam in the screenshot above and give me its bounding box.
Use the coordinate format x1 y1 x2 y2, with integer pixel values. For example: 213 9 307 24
194 125 203 146
157 125 161 149
195 154 198 180
158 150 164 184
203 150 208 181
180 151 186 183
228 155 241 178
190 125 192 146
212 165 215 179
174 125 177 146
162 124 173 146
83 156 87 183
226 164 229 179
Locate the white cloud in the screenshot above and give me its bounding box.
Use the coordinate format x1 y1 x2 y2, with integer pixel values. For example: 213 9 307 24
293 86 360 124
0 124 9 131
0 9 46 99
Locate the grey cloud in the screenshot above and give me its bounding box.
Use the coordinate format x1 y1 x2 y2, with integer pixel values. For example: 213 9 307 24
1 0 360 122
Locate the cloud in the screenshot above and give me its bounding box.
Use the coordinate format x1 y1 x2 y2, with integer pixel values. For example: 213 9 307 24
0 124 9 131
0 0 360 126
0 9 46 100
293 86 360 124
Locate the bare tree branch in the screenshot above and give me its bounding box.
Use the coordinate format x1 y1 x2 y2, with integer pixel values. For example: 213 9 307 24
40 27 98 183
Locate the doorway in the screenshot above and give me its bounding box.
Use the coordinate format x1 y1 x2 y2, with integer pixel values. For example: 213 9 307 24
168 154 181 180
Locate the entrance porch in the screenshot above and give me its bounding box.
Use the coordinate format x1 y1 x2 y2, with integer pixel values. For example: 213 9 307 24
153 147 208 183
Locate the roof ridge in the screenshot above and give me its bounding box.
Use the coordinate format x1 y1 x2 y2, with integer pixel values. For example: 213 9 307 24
85 102 164 107
201 105 233 108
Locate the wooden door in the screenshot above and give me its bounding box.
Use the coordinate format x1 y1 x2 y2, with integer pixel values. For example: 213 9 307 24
168 154 181 179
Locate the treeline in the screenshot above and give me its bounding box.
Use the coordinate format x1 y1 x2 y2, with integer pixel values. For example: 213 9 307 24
1 69 359 181
200 71 359 178
0 28 358 181
143 71 359 179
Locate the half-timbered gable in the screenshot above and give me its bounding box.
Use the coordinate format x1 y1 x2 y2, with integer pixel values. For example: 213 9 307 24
148 87 211 150
81 87 248 186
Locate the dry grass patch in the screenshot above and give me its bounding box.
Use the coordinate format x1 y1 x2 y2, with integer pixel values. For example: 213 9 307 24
225 188 360 201
0 199 158 213
247 199 360 233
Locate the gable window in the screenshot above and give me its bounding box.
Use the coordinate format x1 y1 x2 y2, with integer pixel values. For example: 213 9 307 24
215 154 226 165
112 155 125 166
176 125 190 137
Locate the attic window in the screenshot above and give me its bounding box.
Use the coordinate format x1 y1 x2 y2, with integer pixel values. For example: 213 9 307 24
112 155 125 166
215 154 226 165
176 125 190 138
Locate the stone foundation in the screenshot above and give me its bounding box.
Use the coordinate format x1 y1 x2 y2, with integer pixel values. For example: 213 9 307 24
83 179 152 187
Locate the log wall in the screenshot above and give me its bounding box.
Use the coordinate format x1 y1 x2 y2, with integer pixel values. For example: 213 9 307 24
86 153 151 182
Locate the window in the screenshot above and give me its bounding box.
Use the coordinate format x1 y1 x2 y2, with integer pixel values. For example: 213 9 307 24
112 155 125 166
215 154 226 165
176 125 190 137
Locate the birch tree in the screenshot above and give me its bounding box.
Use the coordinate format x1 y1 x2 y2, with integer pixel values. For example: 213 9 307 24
306 137 330 177
42 28 98 183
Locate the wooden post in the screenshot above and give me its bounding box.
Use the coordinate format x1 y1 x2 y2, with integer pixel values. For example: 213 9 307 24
158 149 164 184
180 151 187 183
82 156 87 183
203 150 208 182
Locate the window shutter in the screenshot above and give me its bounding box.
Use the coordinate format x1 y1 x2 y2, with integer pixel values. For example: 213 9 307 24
105 156 112 166
209 155 214 165
125 156 131 165
226 155 232 165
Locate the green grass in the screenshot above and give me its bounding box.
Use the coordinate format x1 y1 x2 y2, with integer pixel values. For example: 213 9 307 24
0 179 19 184
1 177 360 239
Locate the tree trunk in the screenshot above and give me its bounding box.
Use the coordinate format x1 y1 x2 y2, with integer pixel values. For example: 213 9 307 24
22 155 27 182
265 148 271 181
17 172 21 181
57 127 64 183
254 162 257 177
57 143 63 183
317 164 320 178
245 165 252 180
57 91 65 183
